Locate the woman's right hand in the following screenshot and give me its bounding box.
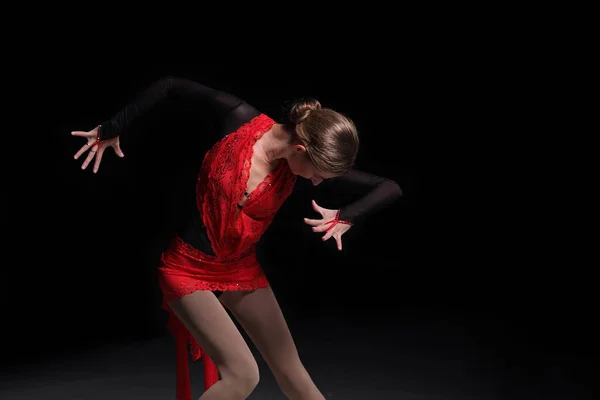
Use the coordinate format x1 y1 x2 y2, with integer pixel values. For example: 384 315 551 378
72 126 124 173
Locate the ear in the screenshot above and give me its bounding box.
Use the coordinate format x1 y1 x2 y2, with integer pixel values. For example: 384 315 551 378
293 144 308 153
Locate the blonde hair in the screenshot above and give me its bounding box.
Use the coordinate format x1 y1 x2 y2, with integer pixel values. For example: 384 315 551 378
287 98 359 174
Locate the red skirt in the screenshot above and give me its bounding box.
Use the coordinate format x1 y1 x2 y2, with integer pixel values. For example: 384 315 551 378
157 235 269 400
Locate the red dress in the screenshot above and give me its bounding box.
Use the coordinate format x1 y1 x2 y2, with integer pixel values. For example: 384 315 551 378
156 114 297 399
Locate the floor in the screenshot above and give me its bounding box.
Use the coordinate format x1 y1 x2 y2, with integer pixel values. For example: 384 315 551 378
0 312 591 399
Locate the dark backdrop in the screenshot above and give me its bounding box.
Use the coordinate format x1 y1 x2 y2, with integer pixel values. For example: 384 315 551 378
8 64 414 358
4 63 592 393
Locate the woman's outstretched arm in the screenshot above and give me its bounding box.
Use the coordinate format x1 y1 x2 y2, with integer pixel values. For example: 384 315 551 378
97 76 259 141
303 169 403 250
72 76 261 172
334 168 403 224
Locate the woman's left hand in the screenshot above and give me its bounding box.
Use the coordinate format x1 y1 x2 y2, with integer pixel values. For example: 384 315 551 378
304 199 352 251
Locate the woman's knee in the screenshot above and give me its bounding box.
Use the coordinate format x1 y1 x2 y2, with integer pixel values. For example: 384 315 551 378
220 357 260 397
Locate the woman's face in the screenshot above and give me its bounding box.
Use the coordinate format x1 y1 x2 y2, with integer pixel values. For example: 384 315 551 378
287 145 338 185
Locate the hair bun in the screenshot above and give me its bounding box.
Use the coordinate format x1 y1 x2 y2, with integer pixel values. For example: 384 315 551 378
288 98 322 125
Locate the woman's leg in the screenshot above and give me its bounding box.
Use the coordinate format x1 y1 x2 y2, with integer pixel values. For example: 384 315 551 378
219 287 325 400
167 290 259 400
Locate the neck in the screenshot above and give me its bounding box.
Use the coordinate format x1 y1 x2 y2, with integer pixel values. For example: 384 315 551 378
259 124 294 164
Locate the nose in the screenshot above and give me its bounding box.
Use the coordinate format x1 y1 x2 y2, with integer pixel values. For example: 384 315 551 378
310 176 323 186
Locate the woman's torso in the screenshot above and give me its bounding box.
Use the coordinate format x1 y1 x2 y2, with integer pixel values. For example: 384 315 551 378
178 111 296 260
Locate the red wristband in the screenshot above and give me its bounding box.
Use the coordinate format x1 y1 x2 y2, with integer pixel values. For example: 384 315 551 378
91 125 104 149
323 210 352 232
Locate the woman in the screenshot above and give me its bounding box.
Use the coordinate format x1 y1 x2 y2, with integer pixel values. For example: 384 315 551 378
71 76 403 400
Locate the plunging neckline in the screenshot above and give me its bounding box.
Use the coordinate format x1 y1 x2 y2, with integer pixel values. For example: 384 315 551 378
238 126 283 208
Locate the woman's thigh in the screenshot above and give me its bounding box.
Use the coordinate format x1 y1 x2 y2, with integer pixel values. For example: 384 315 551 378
218 287 303 373
167 290 257 379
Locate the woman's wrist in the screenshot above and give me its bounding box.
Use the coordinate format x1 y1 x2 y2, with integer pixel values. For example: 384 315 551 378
324 210 353 232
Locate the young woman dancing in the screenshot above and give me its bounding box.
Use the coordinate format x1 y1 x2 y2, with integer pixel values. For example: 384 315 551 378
71 76 403 400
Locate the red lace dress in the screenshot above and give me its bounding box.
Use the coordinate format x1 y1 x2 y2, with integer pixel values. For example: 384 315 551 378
156 114 296 399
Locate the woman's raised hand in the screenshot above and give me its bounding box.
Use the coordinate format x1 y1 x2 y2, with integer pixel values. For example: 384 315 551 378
72 126 124 173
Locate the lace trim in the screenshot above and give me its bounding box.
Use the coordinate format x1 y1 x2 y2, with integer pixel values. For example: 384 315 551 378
173 235 219 261
236 114 277 206
171 277 270 299
160 275 270 304
237 115 297 219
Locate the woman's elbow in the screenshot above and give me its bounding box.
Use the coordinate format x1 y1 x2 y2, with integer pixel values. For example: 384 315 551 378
385 179 403 200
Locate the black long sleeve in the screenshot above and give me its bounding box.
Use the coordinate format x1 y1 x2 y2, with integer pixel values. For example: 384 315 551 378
98 76 260 141
332 169 403 224
98 76 261 255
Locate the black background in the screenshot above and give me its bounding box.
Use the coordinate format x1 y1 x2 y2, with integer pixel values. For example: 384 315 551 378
4 61 593 395
8 63 415 354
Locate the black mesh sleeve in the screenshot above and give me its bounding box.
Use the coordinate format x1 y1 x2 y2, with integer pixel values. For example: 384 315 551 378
97 76 260 141
332 169 403 224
